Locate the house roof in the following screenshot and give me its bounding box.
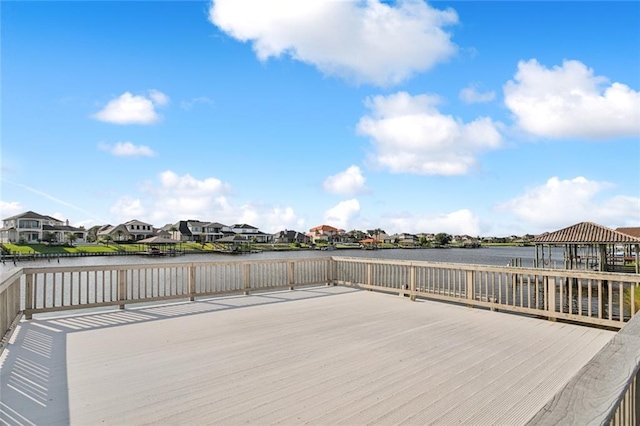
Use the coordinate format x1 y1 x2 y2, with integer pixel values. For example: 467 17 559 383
360 238 377 244
203 222 228 228
178 221 193 236
532 222 640 244
124 219 153 226
616 227 640 239
43 224 86 232
3 210 51 221
232 224 258 230
309 225 341 232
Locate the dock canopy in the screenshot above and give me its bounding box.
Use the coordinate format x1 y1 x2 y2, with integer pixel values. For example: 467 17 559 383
137 236 180 244
532 222 640 273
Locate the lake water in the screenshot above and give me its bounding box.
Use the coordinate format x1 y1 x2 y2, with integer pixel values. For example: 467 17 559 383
1 246 565 279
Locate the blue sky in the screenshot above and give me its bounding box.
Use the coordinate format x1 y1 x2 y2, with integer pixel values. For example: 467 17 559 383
1 1 639 236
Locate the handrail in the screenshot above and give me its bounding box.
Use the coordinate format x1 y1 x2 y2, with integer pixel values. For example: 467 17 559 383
332 256 640 329
527 312 640 425
19 257 333 319
0 267 24 351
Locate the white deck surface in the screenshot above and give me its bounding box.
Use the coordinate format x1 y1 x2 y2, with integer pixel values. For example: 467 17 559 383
1 286 614 425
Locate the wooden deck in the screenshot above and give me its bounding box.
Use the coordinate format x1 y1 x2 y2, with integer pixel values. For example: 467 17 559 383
1 286 614 425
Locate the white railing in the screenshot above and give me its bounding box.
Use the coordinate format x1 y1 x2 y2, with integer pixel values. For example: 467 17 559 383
528 311 640 425
0 269 22 349
19 257 332 319
332 257 640 329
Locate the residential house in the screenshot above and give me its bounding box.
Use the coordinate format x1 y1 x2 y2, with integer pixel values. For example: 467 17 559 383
232 224 272 243
307 225 345 244
272 230 310 244
391 233 419 247
97 224 131 242
123 220 155 241
1 211 87 244
202 222 233 242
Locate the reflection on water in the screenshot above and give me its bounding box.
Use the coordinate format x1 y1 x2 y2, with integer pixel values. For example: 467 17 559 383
1 246 563 279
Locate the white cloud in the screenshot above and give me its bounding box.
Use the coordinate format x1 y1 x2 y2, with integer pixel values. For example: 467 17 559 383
209 0 458 86
93 90 169 125
382 209 480 235
108 171 303 232
504 59 640 139
459 84 495 104
98 142 157 157
0 201 25 218
357 92 502 175
110 196 146 221
237 204 305 233
497 176 640 232
180 97 214 110
324 199 360 230
323 166 367 196
148 89 170 106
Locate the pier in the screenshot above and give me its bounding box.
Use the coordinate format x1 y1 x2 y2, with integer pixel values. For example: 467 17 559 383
1 256 639 424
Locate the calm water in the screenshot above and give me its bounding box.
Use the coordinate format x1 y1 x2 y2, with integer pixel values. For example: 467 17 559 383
1 246 565 279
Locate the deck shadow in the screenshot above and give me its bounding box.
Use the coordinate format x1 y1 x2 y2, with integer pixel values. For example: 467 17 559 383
0 285 357 424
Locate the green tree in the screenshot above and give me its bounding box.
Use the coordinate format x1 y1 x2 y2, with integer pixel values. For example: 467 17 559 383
434 233 452 246
66 233 78 246
42 232 57 243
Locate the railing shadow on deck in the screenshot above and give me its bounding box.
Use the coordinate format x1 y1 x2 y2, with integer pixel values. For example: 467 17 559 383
0 285 358 425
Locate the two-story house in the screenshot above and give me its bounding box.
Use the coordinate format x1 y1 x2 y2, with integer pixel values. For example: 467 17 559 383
231 224 272 243
123 219 155 241
272 230 310 244
1 211 87 244
307 225 345 244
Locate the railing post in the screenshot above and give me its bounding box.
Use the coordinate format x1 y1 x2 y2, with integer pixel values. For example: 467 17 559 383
367 263 372 290
243 264 251 295
466 270 475 307
25 273 33 320
188 264 196 301
288 261 295 291
118 269 126 309
545 275 556 321
409 265 416 301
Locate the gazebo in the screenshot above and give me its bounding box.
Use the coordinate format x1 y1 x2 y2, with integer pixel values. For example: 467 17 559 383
532 222 640 273
216 234 251 253
136 236 181 255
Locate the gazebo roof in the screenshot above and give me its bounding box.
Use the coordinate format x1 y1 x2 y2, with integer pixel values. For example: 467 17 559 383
137 236 180 244
532 222 640 244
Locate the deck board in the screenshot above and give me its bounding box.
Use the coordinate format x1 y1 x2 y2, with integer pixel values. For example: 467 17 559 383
0 286 614 425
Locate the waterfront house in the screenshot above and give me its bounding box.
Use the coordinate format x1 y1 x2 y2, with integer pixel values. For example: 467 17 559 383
97 223 131 242
1 210 87 244
202 222 231 242
272 230 311 244
231 223 271 243
308 224 345 244
123 219 155 241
